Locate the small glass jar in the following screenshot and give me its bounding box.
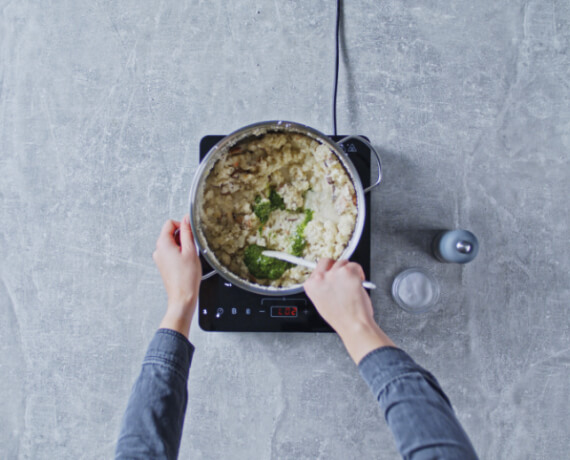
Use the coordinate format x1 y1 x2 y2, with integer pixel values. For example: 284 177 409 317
392 268 440 314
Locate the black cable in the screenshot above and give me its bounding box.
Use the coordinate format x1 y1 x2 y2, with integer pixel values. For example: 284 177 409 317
332 0 341 136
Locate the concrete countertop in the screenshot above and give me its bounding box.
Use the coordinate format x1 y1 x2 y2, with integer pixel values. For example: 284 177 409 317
1 1 568 459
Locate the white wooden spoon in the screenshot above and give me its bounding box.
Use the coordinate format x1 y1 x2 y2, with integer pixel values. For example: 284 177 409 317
262 250 376 290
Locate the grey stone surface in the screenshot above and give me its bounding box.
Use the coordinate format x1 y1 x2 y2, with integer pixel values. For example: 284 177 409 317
1 0 569 459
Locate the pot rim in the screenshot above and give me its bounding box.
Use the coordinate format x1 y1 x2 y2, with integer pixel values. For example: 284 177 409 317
188 120 366 296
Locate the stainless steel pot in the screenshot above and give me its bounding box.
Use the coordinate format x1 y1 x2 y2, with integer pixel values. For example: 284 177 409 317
188 121 382 296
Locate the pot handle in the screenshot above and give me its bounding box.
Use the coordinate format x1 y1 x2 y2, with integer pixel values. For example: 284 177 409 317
202 270 217 281
337 135 382 193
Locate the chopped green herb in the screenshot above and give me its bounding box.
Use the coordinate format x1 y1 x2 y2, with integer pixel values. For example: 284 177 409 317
253 200 272 224
269 187 285 210
252 187 285 224
291 209 313 257
300 209 313 231
243 244 291 280
291 234 306 257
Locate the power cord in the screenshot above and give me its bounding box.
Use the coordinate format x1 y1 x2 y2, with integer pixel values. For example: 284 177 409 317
332 0 341 136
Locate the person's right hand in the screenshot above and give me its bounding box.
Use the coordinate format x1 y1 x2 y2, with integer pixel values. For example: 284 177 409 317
304 258 374 335
304 258 396 364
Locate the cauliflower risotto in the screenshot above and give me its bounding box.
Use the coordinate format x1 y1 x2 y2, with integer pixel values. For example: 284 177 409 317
200 132 358 287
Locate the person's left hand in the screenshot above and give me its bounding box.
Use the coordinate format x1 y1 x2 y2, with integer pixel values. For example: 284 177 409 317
153 214 202 337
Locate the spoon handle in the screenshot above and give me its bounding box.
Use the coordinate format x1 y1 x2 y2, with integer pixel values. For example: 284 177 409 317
262 251 317 269
261 251 376 290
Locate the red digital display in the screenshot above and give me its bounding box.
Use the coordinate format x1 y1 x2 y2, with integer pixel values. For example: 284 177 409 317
270 306 298 318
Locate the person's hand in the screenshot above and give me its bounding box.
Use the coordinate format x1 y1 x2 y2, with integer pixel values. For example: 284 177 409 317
304 259 373 334
304 258 395 364
153 215 202 338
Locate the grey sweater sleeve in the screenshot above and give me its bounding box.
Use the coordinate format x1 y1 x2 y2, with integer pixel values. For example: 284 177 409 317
115 329 194 460
358 346 478 460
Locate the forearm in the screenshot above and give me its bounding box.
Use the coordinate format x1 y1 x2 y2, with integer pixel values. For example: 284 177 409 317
359 347 478 460
159 311 192 339
115 329 194 460
337 320 396 364
158 297 198 339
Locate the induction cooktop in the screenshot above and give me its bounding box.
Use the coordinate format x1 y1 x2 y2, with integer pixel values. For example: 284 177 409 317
198 135 372 332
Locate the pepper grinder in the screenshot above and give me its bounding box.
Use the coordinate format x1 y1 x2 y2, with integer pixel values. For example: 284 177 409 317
432 229 479 264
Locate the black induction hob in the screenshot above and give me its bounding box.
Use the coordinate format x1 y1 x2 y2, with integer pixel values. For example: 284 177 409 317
198 135 372 332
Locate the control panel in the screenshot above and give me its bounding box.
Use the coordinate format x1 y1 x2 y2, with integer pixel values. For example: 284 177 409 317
199 295 333 332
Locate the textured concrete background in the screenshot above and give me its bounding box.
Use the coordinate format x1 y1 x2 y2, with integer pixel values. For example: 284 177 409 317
1 1 569 459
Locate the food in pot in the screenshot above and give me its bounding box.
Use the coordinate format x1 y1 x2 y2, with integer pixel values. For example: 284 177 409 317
199 132 357 287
